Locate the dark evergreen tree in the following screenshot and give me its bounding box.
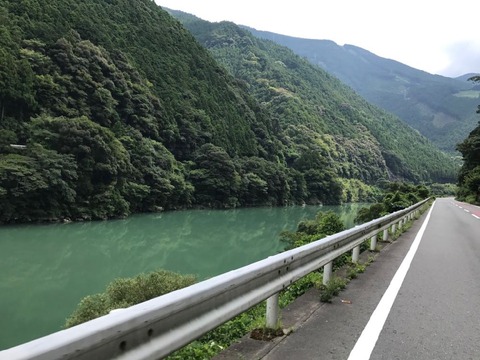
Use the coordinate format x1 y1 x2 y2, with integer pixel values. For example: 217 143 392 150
456 77 480 204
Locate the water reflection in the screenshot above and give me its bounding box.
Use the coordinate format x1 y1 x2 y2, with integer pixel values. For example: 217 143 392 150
0 203 365 349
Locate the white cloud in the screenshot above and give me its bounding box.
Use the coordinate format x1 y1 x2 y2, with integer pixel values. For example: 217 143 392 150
439 42 480 77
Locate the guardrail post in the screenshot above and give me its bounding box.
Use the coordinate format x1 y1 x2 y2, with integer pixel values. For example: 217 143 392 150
391 223 396 234
370 234 377 251
323 261 333 285
0 199 430 359
352 246 360 263
266 293 279 329
383 228 389 242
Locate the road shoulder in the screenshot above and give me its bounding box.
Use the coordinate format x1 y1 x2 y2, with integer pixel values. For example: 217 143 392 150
214 208 431 360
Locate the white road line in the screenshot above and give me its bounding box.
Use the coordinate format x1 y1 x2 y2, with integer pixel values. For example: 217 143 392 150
464 209 470 213
347 202 435 360
473 215 480 220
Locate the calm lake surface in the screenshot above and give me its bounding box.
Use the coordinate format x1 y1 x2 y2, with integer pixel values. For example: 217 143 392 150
0 203 365 349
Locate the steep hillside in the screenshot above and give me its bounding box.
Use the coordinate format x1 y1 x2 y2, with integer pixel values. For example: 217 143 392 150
0 0 299 223
246 28 480 153
457 76 480 204
457 120 480 203
169 10 457 182
0 1 459 223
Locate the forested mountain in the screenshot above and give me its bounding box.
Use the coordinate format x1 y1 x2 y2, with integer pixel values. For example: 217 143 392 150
457 77 480 204
457 122 480 204
0 0 284 223
245 28 480 153
168 11 457 180
0 1 457 223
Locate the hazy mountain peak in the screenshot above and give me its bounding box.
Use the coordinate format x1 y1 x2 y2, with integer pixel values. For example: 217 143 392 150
244 27 479 152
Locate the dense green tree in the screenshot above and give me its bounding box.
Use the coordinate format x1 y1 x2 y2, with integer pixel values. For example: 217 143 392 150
0 25 36 134
281 211 345 249
30 115 131 219
120 132 193 211
354 182 429 223
189 143 240 207
237 156 290 206
0 145 77 222
456 77 480 204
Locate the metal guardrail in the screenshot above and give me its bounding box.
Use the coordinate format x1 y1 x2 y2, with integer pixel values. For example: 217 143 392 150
1 199 430 360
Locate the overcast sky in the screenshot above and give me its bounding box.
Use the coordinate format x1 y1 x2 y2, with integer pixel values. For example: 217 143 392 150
155 0 480 77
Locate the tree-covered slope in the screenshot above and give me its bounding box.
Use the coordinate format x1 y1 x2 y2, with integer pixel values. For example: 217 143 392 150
0 0 459 223
1 0 283 159
169 10 457 183
245 28 480 153
457 121 480 203
457 77 480 204
0 0 298 223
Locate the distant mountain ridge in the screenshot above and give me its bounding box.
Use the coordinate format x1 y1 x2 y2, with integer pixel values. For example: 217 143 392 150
168 9 457 185
244 27 480 153
455 73 480 82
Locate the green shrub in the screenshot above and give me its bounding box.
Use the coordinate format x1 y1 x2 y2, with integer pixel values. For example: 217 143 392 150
280 272 323 306
65 294 111 327
281 211 344 250
65 270 196 328
355 181 430 224
355 203 386 223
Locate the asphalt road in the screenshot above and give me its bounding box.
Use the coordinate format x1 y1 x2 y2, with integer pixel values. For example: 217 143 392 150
371 198 480 360
260 198 480 360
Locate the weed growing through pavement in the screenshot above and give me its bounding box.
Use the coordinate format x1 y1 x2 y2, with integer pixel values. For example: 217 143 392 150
319 277 348 303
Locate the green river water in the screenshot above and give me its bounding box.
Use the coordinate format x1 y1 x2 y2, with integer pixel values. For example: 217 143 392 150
0 203 365 349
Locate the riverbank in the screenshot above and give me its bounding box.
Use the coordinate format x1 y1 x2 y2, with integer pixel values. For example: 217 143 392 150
0 204 367 349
